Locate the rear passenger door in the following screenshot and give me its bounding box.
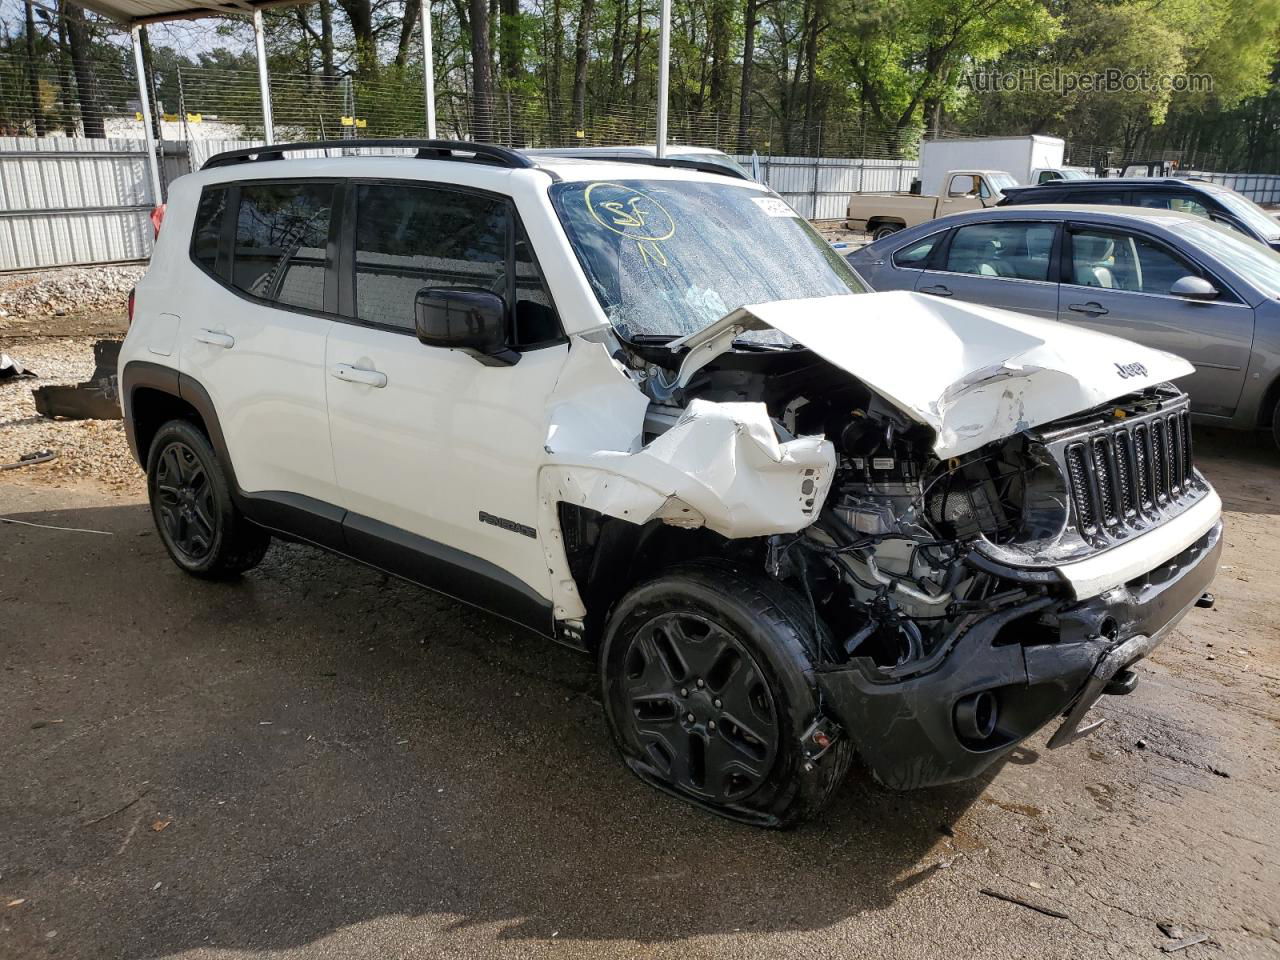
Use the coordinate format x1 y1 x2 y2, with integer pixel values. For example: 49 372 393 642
182 180 342 518
1056 224 1255 416
913 220 1061 319
324 180 568 611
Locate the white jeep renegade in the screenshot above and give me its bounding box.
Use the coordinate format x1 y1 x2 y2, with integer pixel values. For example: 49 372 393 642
120 140 1222 826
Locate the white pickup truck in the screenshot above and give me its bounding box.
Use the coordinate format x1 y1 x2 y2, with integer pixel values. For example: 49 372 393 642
845 169 1016 240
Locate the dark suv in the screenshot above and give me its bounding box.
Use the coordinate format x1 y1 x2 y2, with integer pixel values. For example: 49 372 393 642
1000 178 1280 252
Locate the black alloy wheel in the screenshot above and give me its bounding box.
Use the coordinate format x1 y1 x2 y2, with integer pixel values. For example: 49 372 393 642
622 610 780 804
153 440 217 563
146 419 270 578
601 562 854 827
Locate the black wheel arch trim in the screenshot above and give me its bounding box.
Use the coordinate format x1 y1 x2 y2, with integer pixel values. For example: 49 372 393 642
121 360 555 638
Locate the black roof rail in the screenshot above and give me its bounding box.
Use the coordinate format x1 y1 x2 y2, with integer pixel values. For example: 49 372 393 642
202 139 536 171
524 152 751 181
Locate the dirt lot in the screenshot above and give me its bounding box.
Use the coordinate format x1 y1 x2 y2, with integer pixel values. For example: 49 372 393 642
1 337 1278 960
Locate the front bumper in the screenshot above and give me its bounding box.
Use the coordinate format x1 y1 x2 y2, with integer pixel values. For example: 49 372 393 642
815 519 1223 791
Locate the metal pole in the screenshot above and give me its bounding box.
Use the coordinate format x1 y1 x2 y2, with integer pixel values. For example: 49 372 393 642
253 8 275 144
420 0 437 137
655 0 671 157
130 26 164 206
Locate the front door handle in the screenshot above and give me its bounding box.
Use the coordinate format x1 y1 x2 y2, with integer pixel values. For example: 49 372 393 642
1068 302 1109 316
919 284 952 297
194 329 234 349
331 363 388 388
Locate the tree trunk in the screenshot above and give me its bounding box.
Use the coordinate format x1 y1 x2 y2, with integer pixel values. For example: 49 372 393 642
736 0 756 152
708 0 730 121
24 0 46 136
396 0 421 68
549 0 562 107
571 0 596 134
336 0 377 76
608 0 627 104
500 0 522 86
630 0 644 108
64 2 104 138
469 0 494 139
319 0 336 78
138 25 162 140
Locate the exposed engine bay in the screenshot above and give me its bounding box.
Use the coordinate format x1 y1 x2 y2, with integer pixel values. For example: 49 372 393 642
621 334 1213 682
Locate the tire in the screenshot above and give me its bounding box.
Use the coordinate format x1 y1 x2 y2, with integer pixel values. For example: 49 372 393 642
600 561 853 828
871 223 902 242
146 419 270 579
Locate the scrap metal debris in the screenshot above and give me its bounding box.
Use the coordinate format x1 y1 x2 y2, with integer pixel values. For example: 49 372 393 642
0 449 56 471
1160 934 1209 953
32 339 122 421
978 887 1070 920
0 353 37 380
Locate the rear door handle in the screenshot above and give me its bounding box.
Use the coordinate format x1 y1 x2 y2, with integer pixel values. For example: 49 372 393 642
919 284 952 297
194 329 234 349
331 363 388 388
1068 302 1109 316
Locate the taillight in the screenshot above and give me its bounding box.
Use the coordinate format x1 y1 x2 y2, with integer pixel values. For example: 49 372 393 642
150 204 165 238
127 288 136 327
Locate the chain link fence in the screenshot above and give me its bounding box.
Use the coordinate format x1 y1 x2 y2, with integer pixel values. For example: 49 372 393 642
0 50 919 159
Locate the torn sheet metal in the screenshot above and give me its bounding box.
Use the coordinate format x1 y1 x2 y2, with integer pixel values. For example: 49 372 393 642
684 292 1194 459
538 339 836 619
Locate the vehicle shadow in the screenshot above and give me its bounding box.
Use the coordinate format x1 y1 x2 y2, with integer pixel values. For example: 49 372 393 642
0 500 998 958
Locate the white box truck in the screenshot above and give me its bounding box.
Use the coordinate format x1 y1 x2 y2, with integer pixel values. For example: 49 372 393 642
918 136 1066 194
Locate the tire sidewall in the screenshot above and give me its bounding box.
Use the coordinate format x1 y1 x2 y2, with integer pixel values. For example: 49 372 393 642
872 225 901 241
146 420 235 575
600 564 827 823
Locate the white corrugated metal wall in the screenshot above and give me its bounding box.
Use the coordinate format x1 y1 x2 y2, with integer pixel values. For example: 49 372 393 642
734 155 918 219
0 138 158 270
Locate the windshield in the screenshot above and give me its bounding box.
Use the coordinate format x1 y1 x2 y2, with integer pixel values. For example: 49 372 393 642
1176 220 1280 298
1060 169 1090 180
988 173 1018 193
1210 189 1280 241
551 179 865 339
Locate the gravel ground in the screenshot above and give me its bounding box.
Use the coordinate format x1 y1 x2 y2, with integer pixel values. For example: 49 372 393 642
0 337 141 492
0 265 144 327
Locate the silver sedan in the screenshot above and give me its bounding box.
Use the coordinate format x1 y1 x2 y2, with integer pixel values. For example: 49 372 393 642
846 204 1280 448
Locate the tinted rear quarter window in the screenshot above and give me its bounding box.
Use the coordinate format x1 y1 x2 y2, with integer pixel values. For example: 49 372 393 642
191 187 228 274
231 182 334 311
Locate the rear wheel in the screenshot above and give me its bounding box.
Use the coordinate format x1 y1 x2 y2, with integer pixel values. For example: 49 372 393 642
871 223 902 242
1272 396 1280 452
600 562 852 827
147 420 269 579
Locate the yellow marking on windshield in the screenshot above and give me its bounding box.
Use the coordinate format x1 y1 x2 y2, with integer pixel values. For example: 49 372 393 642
584 181 676 268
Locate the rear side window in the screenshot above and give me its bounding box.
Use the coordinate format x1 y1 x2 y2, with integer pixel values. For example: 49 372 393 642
944 222 1055 281
354 183 507 331
231 182 334 312
892 234 940 268
1133 192 1210 218
191 187 228 274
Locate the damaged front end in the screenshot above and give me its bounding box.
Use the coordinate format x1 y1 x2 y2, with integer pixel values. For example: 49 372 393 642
542 293 1222 791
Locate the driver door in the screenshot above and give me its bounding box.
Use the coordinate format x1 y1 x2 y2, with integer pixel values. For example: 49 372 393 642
1056 224 1254 417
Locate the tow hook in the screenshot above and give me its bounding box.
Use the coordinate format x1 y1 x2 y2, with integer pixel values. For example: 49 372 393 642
800 716 842 763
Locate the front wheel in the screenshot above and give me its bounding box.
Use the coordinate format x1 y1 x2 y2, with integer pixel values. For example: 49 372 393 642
600 562 852 827
147 419 270 579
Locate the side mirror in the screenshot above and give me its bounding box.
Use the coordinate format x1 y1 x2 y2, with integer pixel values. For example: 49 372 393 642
414 287 519 366
1169 275 1219 301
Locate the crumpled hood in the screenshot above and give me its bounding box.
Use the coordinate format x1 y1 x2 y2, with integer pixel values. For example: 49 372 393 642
687 291 1194 459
